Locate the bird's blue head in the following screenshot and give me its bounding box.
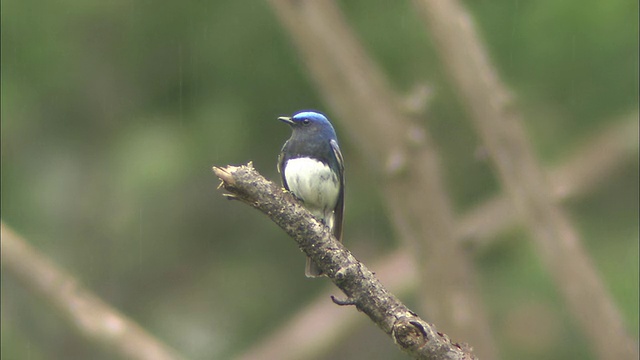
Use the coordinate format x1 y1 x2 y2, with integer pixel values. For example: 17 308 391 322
278 111 337 138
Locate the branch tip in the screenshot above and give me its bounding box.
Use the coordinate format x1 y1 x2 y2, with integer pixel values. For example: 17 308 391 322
213 165 241 187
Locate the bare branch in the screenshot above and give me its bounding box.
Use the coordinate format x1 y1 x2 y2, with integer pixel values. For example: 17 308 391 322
548 113 639 200
459 113 639 247
412 0 639 359
0 223 186 360
213 164 476 360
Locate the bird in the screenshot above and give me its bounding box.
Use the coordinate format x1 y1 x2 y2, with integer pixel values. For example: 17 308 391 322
277 111 345 277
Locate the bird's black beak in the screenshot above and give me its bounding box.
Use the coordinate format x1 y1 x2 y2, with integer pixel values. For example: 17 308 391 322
278 116 294 125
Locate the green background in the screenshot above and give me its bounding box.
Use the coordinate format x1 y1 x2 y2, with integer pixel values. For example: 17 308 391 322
2 1 638 359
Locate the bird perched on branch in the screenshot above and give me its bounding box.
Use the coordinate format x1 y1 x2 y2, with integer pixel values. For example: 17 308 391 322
277 111 345 277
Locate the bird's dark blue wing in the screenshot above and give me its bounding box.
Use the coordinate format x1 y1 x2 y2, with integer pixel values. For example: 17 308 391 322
330 139 345 242
277 142 289 190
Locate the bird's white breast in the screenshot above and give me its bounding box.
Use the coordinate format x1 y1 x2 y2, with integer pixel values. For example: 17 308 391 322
284 157 340 224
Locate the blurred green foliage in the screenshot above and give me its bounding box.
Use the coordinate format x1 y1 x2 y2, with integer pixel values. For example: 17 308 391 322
2 0 637 359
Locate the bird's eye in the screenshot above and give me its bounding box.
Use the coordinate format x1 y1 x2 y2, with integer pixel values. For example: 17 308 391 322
302 119 311 125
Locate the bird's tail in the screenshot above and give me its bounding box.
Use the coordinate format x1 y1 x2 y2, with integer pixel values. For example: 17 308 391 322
305 212 339 278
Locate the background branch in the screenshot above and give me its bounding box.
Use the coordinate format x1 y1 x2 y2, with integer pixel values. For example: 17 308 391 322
213 163 476 360
0 223 185 360
412 0 638 359
459 113 639 246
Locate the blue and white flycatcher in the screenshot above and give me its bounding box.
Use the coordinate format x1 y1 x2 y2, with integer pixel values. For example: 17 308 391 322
277 111 345 277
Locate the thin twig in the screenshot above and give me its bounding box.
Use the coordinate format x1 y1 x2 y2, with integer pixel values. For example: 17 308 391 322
412 0 639 359
0 223 186 360
213 164 476 360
